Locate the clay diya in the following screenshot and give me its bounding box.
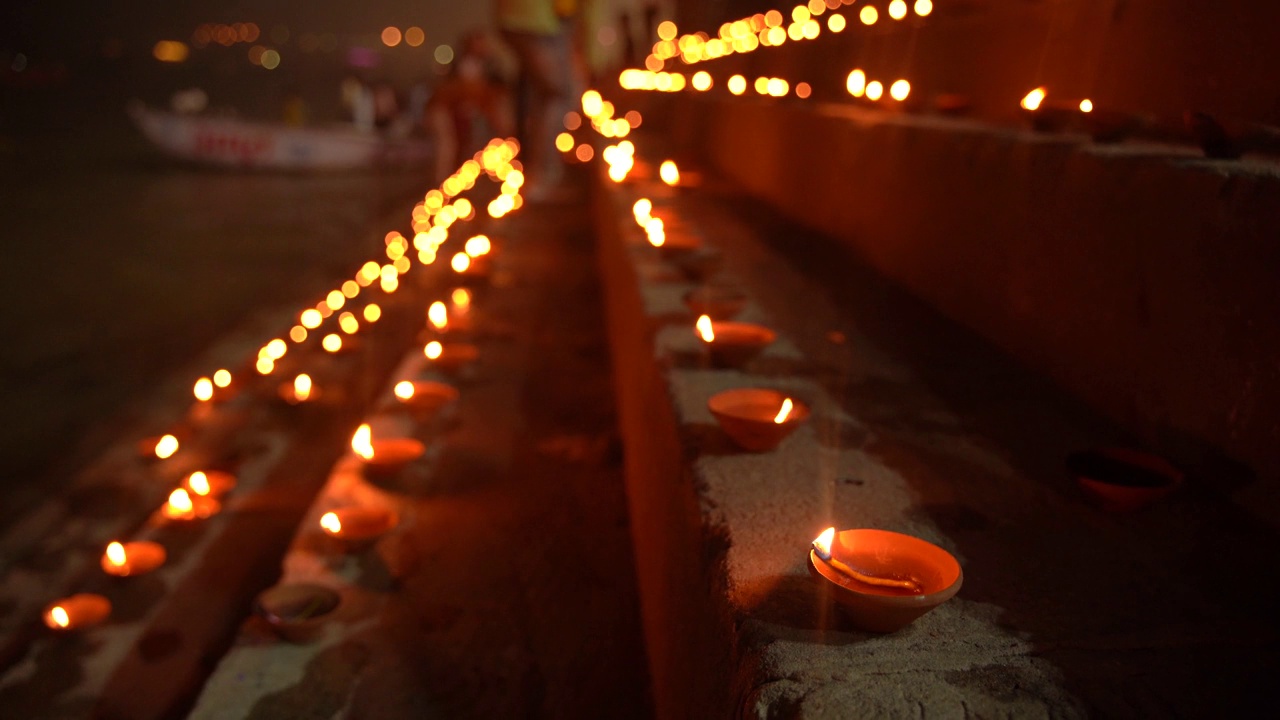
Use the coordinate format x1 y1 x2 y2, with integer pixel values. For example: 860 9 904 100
1066 447 1182 512
101 540 166 577
161 487 220 521
319 507 399 551
708 388 809 452
695 316 776 367
422 341 479 374
279 373 319 406
809 527 963 633
393 380 460 422
138 433 180 461
684 285 747 320
185 470 236 498
44 594 112 632
351 423 425 479
254 583 341 642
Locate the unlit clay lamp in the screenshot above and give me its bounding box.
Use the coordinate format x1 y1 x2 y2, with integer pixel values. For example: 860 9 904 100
695 315 776 367
254 583 341 642
809 527 962 633
422 341 480 374
1066 447 1182 512
393 380 459 422
351 423 425 479
44 594 112 632
101 540 166 577
707 388 809 452
319 507 399 551
684 285 747 320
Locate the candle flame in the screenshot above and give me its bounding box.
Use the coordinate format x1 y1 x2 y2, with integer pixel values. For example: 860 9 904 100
395 381 415 400
193 377 213 402
425 341 443 360
465 235 491 257
155 434 179 459
106 541 126 567
213 369 232 388
169 488 193 514
429 301 448 330
294 373 312 401
352 423 374 460
451 252 471 273
774 397 794 424
1079 98 1093 113
189 471 211 496
320 511 342 534
1021 87 1046 111
659 160 680 186
696 315 715 342
50 606 70 628
812 527 836 559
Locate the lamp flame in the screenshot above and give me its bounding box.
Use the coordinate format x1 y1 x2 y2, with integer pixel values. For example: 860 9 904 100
452 252 471 273
1079 98 1093 113
451 288 471 309
294 373 312 401
213 369 232 388
168 488 193 514
320 511 342 534
812 527 836 560
774 397 794 424
425 341 443 360
659 160 680 186
696 315 715 342
50 606 70 628
1021 87 1046 111
465 235 491 257
633 198 653 225
429 301 448 330
189 471 211 496
352 423 374 460
106 541 126 567
155 434 179 459
395 381 415 400
194 377 213 402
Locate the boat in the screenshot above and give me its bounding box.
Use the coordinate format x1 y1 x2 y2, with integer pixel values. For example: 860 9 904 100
128 104 432 171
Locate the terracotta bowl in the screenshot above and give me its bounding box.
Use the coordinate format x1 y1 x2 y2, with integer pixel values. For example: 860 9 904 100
44 593 112 632
701 321 776 367
362 438 426 480
254 583 341 643
1067 447 1182 512
277 381 322 406
395 381 460 422
707 388 809 452
669 248 723 282
684 285 747 320
320 505 400 551
809 529 963 633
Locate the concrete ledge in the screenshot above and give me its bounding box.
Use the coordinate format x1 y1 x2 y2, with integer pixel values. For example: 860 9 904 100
592 157 1280 717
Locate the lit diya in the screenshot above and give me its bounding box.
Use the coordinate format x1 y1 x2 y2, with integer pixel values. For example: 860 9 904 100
393 380 460 422
1066 447 1182 512
279 373 318 405
254 582 341 643
422 341 479 374
139 433 180 461
101 540 166 577
684 285 747 320
185 470 236 498
351 423 425 479
707 388 809 451
44 594 112 632
162 487 220 521
319 507 399 551
809 527 962 633
696 315 776 367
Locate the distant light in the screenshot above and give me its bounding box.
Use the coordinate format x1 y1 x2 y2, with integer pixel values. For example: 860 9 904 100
728 74 747 95
363 303 382 323
625 110 642 127
890 79 911 101
213 369 232 388
1021 86 1046 111
889 0 908 20
847 69 866 97
434 44 454 64
261 49 281 70
866 80 884 101
405 27 425 47
1079 98 1093 113
564 111 582 130
248 45 266 65
598 26 618 46
914 0 934 17
382 27 402 48
796 82 812 99
828 14 846 32
657 20 678 41
153 41 190 63
322 334 342 353
556 132 575 152
860 6 878 25
754 76 769 94
692 71 712 91
575 144 594 162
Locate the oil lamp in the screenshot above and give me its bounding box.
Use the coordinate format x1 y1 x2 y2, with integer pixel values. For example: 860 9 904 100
695 315 776 367
351 423 425 479
43 594 111 632
319 507 399 551
162 487 219 521
101 540 166 577
254 583 341 643
707 388 809 451
185 470 236 498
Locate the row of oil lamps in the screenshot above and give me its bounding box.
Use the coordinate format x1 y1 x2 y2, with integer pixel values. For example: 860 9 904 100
41 140 525 634
568 88 962 633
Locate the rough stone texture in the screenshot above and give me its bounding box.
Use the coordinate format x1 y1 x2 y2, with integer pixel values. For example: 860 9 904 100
656 94 1280 501
593 158 1280 718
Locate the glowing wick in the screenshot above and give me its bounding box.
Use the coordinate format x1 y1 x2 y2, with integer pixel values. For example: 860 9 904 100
812 527 922 592
428 301 448 330
395 381 415 400
194 377 214 402
50 606 70 628
774 398 794 424
1021 87 1047 111
659 160 680 186
352 423 374 460
106 541 126 568
320 511 342 534
425 341 443 360
189 471 211 496
294 373 312 401
451 253 471 273
696 315 716 343
154 434 179 459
